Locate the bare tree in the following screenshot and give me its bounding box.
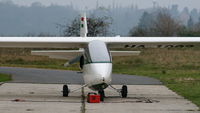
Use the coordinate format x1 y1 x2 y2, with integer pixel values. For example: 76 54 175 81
63 15 112 37
63 18 80 36
129 12 154 36
192 18 200 32
129 10 182 37
152 11 181 36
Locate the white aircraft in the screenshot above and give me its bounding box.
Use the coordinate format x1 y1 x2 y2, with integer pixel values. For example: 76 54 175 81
1 13 200 101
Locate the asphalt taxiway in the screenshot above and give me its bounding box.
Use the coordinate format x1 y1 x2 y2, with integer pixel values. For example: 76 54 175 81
0 67 161 85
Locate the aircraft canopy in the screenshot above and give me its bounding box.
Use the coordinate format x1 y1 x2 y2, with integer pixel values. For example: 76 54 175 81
88 40 111 63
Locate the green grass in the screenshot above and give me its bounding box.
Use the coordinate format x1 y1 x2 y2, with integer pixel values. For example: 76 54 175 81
112 61 200 108
0 73 12 82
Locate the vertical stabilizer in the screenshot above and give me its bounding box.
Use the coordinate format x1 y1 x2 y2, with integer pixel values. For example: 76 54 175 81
80 13 88 37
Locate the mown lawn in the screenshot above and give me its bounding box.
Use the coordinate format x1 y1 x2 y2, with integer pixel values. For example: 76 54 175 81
0 73 11 82
112 48 200 108
113 64 200 108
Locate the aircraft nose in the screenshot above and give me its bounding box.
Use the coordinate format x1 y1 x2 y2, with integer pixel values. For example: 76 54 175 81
90 63 112 84
98 66 112 83
99 75 111 83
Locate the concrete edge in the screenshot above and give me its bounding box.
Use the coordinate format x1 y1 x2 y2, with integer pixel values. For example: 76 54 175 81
0 82 4 86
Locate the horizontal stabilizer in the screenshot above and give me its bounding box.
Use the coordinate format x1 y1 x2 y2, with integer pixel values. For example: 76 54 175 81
110 51 140 56
31 50 84 60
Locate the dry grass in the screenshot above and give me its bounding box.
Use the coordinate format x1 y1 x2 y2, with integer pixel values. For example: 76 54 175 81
113 48 200 70
0 48 63 62
0 48 79 70
1 48 200 70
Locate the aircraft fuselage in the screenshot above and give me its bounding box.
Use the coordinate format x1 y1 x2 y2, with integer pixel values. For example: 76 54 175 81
82 40 112 91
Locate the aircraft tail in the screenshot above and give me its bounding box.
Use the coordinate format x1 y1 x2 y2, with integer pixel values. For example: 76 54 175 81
80 13 88 37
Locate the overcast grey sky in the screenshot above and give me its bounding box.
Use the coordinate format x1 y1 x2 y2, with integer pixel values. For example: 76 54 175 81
1 0 200 10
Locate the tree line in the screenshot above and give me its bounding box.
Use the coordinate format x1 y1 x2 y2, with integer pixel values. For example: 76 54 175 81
129 9 200 37
62 9 200 37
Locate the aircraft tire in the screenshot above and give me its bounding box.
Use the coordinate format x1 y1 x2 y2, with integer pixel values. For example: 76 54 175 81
63 85 69 97
121 85 128 98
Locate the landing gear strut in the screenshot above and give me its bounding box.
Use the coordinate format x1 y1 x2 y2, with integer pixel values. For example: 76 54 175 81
63 85 69 97
109 84 128 98
98 90 105 101
62 84 88 97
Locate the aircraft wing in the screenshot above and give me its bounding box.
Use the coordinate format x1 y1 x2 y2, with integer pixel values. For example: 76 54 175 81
1 37 200 49
0 37 88 48
105 37 200 48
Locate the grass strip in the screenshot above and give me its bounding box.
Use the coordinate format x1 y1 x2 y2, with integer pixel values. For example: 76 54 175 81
0 73 12 82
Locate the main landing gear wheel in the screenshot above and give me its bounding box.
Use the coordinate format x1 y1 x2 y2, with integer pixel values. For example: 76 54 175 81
121 85 128 98
63 85 69 97
98 90 105 101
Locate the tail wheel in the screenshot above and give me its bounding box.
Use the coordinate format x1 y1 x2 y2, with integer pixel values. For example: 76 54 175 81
98 90 105 101
63 85 69 97
121 85 128 98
